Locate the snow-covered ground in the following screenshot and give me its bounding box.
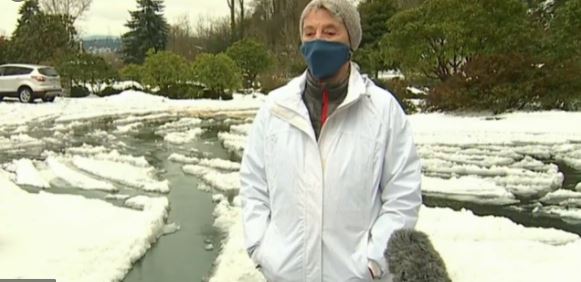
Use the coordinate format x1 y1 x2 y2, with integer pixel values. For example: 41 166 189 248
0 170 169 281
2 91 581 281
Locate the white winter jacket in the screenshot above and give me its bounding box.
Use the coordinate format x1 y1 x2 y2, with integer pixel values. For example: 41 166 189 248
240 64 422 282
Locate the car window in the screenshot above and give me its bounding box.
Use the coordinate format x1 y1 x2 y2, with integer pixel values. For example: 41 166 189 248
15 67 33 75
38 67 59 77
3 67 32 76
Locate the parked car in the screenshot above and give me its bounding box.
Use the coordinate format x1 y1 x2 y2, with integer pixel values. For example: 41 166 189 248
0 64 63 103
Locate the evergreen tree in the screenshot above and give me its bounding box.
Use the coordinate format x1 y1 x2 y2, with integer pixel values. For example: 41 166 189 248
17 0 42 27
10 0 78 64
121 0 169 64
356 0 399 77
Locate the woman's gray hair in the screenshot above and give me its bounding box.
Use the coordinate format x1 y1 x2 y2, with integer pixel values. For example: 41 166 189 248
299 0 363 51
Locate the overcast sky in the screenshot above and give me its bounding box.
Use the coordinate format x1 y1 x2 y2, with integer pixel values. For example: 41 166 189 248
0 0 229 37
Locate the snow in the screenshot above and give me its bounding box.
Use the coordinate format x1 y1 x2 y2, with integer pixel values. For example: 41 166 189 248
0 90 264 127
182 165 239 192
422 175 518 205
155 117 203 135
0 170 169 281
13 159 50 188
0 134 43 151
540 189 581 206
577 183 581 192
164 128 204 144
46 156 117 191
218 131 247 158
72 156 169 193
169 154 240 171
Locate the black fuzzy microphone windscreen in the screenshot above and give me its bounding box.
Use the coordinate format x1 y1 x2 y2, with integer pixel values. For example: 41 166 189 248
385 229 452 282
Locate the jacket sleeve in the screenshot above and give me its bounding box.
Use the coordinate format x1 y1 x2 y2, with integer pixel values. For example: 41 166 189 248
239 105 271 265
367 99 422 277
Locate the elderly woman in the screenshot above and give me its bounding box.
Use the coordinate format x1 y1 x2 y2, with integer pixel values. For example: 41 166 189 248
240 0 422 281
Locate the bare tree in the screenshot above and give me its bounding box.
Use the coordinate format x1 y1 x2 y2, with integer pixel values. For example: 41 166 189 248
238 0 245 39
167 15 199 61
226 0 236 42
40 0 92 21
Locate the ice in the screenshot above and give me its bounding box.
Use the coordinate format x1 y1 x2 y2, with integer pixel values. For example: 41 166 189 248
105 194 131 201
164 128 204 144
422 175 518 205
46 156 117 191
72 156 169 193
169 154 240 171
13 159 51 188
540 189 581 206
0 134 43 151
168 153 200 164
182 165 239 192
113 112 175 126
0 171 169 281
162 222 181 235
229 123 252 136
115 122 143 133
218 131 247 158
155 117 203 135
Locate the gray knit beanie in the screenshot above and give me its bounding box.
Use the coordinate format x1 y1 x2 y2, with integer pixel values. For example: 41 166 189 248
300 0 363 51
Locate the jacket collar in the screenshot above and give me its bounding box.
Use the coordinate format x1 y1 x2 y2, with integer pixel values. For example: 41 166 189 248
275 62 368 115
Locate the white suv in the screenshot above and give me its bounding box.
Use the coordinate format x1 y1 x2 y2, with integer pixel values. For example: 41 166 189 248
0 64 63 103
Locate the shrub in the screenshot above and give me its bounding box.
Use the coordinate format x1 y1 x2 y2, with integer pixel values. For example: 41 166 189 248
70 85 90 98
192 53 242 99
226 39 271 89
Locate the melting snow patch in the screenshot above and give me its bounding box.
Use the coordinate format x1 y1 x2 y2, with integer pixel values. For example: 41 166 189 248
0 172 169 281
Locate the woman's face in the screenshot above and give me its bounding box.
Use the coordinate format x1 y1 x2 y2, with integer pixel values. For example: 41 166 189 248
301 8 350 47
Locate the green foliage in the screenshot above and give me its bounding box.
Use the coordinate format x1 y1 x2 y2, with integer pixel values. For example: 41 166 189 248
10 12 78 64
97 86 123 97
119 64 143 82
226 39 271 89
121 0 169 64
0 36 8 65
532 58 581 111
550 0 581 59
192 53 242 99
358 0 399 48
374 78 419 114
69 85 90 98
384 0 532 82
57 53 117 95
141 50 190 94
356 0 399 78
427 54 537 113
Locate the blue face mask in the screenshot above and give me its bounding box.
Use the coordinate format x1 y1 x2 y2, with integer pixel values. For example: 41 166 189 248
300 40 351 81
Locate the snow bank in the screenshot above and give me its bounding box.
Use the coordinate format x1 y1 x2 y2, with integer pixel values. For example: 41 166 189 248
12 159 51 188
72 156 169 193
0 171 169 281
46 156 117 191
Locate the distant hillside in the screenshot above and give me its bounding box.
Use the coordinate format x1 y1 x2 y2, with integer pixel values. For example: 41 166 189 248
82 36 122 54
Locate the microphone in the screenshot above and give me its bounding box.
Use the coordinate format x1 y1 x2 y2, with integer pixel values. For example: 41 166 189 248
385 229 452 282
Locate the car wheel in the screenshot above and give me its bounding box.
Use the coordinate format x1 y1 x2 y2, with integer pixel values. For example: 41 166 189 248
18 87 33 103
42 96 55 102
